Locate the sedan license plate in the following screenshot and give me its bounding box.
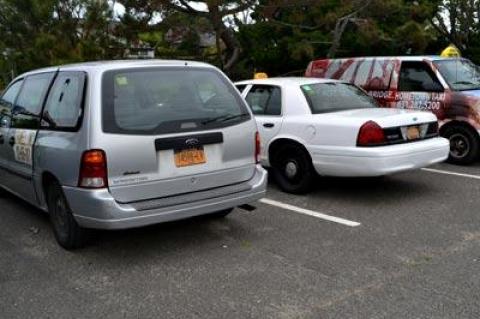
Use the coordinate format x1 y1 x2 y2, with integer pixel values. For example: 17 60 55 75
407 126 420 140
174 147 206 167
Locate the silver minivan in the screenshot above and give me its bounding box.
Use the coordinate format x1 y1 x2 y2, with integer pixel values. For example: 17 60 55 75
0 60 267 249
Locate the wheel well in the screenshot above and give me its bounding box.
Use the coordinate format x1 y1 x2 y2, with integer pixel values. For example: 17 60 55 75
268 138 312 164
42 172 59 201
440 120 480 139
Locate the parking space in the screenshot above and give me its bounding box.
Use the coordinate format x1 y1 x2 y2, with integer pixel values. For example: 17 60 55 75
426 161 480 177
1 163 480 318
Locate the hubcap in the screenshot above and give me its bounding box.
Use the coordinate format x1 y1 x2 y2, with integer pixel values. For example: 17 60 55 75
285 161 298 179
449 133 470 159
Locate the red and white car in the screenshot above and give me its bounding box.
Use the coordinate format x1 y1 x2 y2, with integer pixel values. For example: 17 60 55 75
236 77 450 193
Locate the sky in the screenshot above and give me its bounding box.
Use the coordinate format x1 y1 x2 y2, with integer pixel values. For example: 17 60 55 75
112 1 209 17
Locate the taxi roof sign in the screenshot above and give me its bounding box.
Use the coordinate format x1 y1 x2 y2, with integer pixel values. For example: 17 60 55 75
254 72 268 79
441 45 461 58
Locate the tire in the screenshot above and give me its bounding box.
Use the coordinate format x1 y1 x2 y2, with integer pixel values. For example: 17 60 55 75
443 125 480 165
271 143 315 194
46 181 90 249
208 208 234 219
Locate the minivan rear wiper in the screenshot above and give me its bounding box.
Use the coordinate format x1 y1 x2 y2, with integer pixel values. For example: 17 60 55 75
201 113 249 125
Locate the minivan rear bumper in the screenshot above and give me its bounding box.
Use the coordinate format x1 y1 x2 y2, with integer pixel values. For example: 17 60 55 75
63 165 267 230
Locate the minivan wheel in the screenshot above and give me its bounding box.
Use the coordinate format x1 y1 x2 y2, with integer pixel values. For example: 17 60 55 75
46 182 90 249
443 126 480 165
271 144 315 194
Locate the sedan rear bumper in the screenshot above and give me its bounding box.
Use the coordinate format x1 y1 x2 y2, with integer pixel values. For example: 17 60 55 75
63 165 267 230
308 137 450 177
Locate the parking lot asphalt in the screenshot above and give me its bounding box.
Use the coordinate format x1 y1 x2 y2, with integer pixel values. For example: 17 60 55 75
1 162 480 319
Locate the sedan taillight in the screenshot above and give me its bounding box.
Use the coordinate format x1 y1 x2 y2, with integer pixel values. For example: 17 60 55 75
78 150 108 189
357 121 386 147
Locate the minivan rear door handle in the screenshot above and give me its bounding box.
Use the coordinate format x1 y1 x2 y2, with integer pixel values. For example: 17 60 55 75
263 123 275 128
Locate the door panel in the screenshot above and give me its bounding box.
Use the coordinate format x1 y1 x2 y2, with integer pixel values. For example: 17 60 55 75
244 85 283 164
0 80 23 191
394 61 446 118
5 72 55 203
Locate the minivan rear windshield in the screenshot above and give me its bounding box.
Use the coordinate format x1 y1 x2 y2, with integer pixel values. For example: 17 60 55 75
102 67 250 135
301 82 378 114
434 59 480 91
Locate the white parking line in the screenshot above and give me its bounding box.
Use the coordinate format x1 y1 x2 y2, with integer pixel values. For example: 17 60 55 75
421 168 480 180
259 198 361 227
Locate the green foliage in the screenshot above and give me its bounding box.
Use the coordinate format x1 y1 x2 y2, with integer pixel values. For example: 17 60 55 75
0 0 115 86
237 0 444 77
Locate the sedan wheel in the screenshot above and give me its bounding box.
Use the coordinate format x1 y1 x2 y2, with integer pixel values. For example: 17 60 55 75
444 126 479 165
450 133 470 159
272 144 315 194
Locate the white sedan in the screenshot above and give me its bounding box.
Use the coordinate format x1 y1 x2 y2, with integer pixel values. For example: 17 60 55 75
235 77 450 193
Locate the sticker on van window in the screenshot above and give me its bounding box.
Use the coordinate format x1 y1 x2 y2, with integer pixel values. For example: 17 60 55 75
115 76 128 86
13 130 36 166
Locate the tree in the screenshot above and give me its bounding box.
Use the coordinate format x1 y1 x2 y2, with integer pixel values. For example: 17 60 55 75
0 0 116 84
431 0 480 61
238 0 442 78
155 0 257 71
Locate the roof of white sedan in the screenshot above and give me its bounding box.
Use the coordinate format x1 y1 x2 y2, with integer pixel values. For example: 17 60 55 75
236 77 341 86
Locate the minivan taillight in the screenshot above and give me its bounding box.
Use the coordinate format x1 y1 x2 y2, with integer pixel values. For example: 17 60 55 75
255 132 261 163
79 150 108 189
357 121 386 147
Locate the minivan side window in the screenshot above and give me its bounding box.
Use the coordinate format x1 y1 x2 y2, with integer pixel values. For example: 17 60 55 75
245 85 282 116
0 80 23 128
42 72 86 130
13 73 55 129
398 62 443 92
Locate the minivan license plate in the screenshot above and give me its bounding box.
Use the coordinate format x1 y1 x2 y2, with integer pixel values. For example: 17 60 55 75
174 147 206 167
407 126 420 140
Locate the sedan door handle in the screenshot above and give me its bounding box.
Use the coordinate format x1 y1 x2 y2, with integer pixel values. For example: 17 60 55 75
8 136 15 147
263 123 275 128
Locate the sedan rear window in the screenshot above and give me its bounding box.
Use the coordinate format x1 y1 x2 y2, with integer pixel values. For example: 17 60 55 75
301 82 378 114
102 67 250 135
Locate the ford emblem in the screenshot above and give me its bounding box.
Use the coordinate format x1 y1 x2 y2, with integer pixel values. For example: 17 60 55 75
413 117 418 122
185 138 200 147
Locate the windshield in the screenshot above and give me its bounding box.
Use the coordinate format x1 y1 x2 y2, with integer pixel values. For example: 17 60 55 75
434 59 480 91
301 82 378 114
102 67 250 135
